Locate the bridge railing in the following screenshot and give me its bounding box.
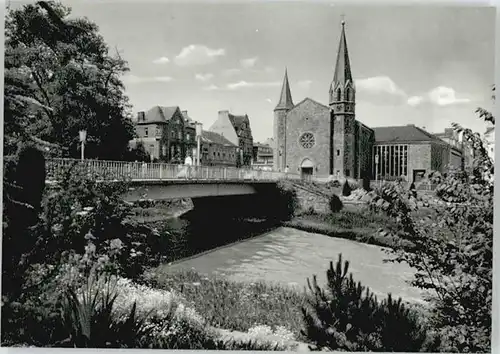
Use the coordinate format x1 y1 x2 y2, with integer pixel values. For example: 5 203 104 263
45 158 303 182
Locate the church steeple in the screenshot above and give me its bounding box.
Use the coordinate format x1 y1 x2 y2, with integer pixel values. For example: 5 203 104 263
329 20 354 105
275 68 294 111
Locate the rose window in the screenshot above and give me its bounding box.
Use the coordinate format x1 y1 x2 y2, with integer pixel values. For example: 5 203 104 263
300 132 315 149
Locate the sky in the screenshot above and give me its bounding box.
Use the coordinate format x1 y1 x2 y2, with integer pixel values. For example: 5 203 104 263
11 1 497 142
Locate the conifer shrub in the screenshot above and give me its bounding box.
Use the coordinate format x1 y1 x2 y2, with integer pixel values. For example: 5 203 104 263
301 254 431 352
341 180 352 197
329 194 343 213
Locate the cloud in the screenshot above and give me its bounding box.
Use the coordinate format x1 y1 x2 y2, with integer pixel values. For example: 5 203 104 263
265 98 273 103
407 87 471 107
154 76 174 82
195 73 214 82
297 80 313 90
356 76 471 107
356 76 406 97
121 75 174 84
263 66 275 74
407 96 424 107
174 44 226 66
152 56 170 64
203 84 220 91
226 80 281 90
240 57 258 69
223 68 241 76
427 86 471 106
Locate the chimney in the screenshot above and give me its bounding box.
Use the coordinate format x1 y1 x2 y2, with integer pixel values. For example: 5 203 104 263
137 111 145 122
181 110 187 116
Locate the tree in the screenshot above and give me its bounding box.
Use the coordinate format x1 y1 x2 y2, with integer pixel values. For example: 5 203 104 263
5 1 135 160
367 105 494 352
302 254 432 352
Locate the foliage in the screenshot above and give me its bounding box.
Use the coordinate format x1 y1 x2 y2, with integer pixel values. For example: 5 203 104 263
275 181 299 221
5 1 135 160
329 194 343 213
342 180 352 197
367 113 494 352
302 254 432 352
125 141 151 162
143 270 308 340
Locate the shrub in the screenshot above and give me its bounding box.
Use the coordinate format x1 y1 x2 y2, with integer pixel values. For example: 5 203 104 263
341 180 352 197
274 181 299 221
301 254 431 352
329 194 343 213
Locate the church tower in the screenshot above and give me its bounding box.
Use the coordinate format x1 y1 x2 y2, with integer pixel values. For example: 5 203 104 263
273 68 294 172
329 20 356 178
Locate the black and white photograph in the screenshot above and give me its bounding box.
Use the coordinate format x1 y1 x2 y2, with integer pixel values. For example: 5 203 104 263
1 0 496 352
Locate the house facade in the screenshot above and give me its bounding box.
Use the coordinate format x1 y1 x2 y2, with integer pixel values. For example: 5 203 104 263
252 140 274 170
200 130 238 166
209 110 254 167
131 106 186 162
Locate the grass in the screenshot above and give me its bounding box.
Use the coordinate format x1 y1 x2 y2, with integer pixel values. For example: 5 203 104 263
143 269 310 342
284 207 400 248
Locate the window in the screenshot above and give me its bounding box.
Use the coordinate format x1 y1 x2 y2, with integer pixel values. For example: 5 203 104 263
178 131 182 140
299 132 315 149
336 149 340 156
336 88 342 101
171 131 175 138
346 169 350 177
144 128 149 137
187 133 190 141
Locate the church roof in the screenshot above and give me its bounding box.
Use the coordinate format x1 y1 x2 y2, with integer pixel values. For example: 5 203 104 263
290 97 330 111
331 20 353 90
228 113 252 137
201 130 236 146
373 125 444 144
275 68 294 110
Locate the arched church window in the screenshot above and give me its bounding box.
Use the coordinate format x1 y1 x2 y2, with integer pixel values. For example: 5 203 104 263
336 88 342 101
299 132 315 149
346 87 351 101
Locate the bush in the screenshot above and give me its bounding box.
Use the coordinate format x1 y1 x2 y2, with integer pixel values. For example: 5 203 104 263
302 254 432 352
329 194 343 213
341 181 352 197
274 181 299 221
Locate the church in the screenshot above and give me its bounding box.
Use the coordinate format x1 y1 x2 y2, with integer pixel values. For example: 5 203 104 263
273 20 374 180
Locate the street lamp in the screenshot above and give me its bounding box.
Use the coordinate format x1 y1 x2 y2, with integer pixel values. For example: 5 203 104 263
195 122 203 166
79 130 87 160
375 153 379 181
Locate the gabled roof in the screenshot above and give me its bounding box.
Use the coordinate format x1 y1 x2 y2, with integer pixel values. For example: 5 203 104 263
139 106 180 124
275 68 294 111
201 130 237 146
181 111 197 128
373 125 444 143
228 113 252 137
289 97 330 112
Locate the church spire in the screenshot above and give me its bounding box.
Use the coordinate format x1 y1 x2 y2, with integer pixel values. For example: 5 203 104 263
330 19 353 98
275 67 294 111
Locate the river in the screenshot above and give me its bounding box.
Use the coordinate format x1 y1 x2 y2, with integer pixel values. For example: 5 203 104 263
154 220 426 304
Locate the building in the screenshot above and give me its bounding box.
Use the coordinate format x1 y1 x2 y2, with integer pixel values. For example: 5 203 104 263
273 19 464 182
209 110 254 167
181 110 198 159
252 140 274 170
484 125 495 162
199 130 238 166
273 20 374 179
131 106 186 162
373 125 463 182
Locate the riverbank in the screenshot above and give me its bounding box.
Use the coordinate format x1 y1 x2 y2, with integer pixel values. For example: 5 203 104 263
284 206 400 248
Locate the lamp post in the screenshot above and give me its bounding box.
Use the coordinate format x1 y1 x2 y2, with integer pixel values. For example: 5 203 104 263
79 130 87 161
375 153 379 181
195 122 202 166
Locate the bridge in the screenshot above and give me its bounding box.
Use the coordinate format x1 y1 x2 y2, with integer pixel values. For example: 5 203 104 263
45 158 306 209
